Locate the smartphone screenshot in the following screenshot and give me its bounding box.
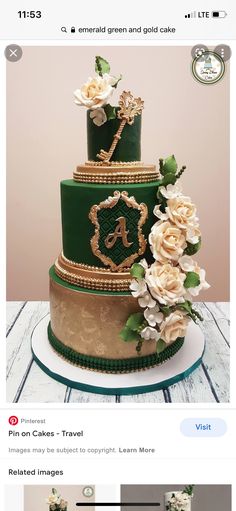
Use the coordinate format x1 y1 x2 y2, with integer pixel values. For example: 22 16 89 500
0 1 234 510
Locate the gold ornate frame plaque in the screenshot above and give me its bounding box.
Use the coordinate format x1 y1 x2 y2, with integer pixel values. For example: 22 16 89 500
89 191 148 271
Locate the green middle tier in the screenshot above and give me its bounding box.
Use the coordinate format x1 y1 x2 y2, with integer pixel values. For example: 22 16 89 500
61 179 159 267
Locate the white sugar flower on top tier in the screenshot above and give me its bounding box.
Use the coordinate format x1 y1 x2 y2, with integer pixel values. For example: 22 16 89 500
74 74 116 110
89 107 107 126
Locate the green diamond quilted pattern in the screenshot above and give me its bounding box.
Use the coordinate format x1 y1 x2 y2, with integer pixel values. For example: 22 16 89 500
98 199 141 265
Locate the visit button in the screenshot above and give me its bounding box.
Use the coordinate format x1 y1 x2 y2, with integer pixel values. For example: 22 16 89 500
180 418 227 437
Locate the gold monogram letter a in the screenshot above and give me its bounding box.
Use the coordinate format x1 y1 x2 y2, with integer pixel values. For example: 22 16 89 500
105 217 133 249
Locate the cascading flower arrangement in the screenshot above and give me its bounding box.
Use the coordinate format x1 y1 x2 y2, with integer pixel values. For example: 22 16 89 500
74 56 122 126
46 488 68 511
120 155 210 354
166 485 194 511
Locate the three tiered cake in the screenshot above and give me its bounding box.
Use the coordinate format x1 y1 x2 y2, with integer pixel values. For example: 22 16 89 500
48 56 209 374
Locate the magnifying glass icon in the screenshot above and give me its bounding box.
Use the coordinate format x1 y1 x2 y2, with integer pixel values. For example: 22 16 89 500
61 27 67 33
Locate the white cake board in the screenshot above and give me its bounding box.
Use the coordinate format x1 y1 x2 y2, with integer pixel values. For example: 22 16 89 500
31 314 205 396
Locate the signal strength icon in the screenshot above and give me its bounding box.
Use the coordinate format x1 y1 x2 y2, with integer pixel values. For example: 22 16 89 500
185 11 197 18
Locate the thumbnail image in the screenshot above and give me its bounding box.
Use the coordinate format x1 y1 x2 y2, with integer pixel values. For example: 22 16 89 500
120 484 231 511
6 46 230 403
4 484 95 511
24 485 95 511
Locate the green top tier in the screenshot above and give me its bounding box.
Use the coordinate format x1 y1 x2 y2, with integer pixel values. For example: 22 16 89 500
87 108 141 162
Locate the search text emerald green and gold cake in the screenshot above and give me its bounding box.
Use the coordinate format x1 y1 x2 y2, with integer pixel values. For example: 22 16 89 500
48 56 209 373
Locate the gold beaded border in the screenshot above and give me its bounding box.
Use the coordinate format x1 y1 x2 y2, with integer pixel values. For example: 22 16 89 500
59 252 131 276
61 253 113 272
54 258 131 291
85 160 142 167
49 341 178 374
73 163 159 184
73 171 159 184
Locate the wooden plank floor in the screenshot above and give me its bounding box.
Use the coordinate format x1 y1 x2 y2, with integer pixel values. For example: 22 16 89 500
6 302 230 403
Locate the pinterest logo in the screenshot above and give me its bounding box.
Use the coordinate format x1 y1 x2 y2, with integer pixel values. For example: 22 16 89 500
8 415 18 426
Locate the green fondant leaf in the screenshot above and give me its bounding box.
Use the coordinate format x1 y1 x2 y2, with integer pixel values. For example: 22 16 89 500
178 300 193 314
104 104 116 121
126 312 144 331
162 155 177 176
183 485 194 496
159 172 177 187
160 305 171 316
156 338 166 354
95 56 110 76
119 326 141 342
130 263 145 279
178 301 203 323
184 238 202 256
184 271 200 289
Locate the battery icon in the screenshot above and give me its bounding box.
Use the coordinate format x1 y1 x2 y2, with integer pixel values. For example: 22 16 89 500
212 11 227 18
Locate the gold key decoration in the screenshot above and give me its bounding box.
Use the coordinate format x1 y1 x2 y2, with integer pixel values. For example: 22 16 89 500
97 91 144 163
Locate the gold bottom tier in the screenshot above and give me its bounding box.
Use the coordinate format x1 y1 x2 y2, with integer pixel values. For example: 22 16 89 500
49 275 156 360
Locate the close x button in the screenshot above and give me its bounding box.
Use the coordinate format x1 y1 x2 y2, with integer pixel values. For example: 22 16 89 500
5 44 23 62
